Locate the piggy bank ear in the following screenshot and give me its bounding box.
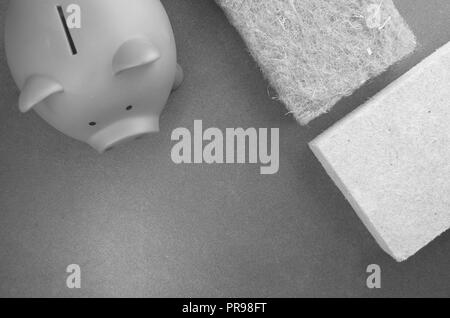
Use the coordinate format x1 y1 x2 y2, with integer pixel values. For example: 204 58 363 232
112 38 161 75
19 75 64 113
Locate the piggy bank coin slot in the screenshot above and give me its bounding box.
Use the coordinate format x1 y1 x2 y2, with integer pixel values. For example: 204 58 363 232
57 5 78 55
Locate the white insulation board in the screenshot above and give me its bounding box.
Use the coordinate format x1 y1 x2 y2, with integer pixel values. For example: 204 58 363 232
310 42 450 262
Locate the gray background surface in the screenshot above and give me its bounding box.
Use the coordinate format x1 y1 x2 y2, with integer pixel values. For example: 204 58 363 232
0 0 449 297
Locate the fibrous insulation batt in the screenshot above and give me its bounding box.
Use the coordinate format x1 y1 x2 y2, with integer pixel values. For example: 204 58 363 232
217 0 416 124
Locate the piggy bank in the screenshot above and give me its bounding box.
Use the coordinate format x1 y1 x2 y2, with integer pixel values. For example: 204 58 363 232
5 0 183 153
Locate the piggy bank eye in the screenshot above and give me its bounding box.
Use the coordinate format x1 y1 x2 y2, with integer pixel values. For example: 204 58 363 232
89 122 97 127
126 105 133 111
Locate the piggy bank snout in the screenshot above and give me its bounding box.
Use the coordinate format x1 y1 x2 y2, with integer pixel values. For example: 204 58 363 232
88 116 159 153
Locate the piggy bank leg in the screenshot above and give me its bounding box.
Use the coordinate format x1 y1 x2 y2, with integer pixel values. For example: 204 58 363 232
172 64 184 91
